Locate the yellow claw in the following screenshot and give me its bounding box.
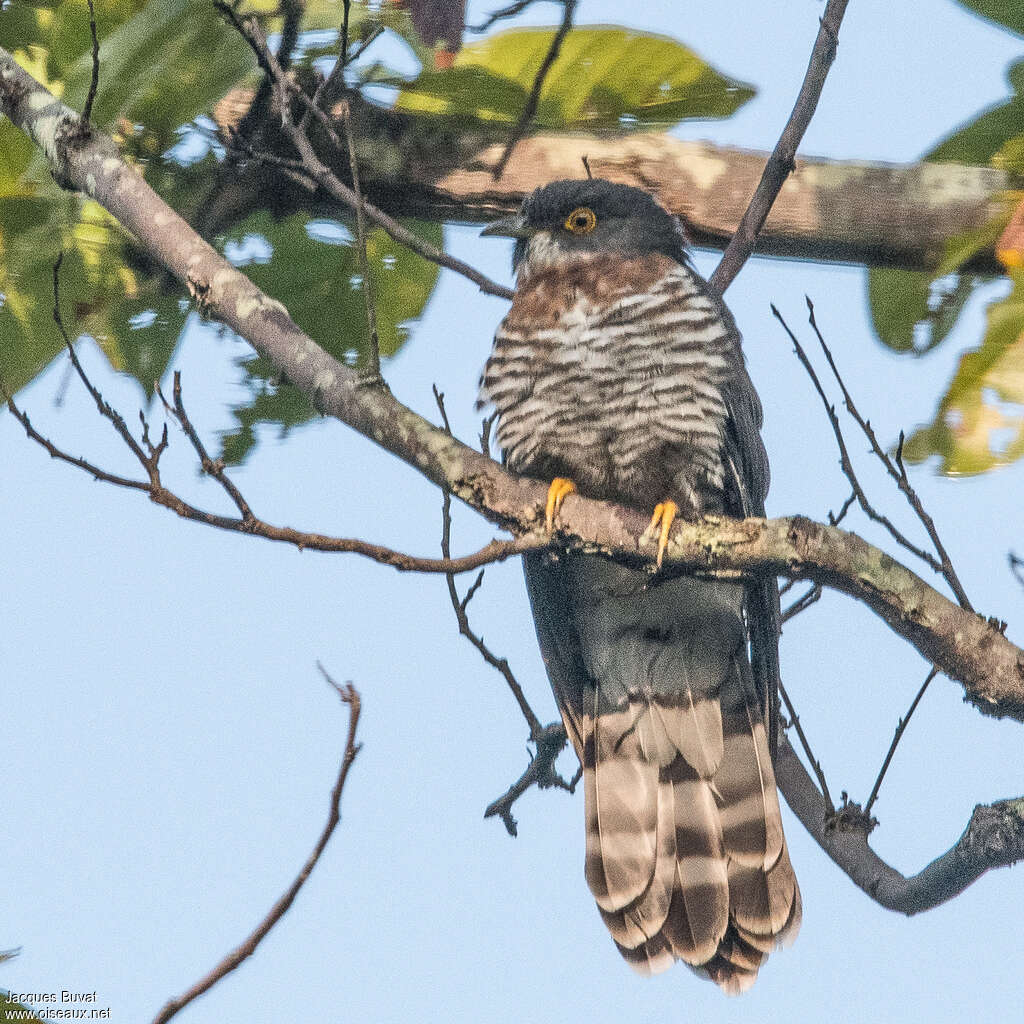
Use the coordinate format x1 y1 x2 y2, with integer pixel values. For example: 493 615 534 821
643 500 678 568
545 477 577 533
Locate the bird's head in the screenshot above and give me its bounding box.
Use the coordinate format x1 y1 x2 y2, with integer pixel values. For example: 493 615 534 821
481 178 689 275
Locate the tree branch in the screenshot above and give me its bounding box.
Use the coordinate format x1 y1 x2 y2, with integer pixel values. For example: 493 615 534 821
491 0 576 179
709 0 849 294
775 735 1024 915
2 49 1022 726
151 676 362 1024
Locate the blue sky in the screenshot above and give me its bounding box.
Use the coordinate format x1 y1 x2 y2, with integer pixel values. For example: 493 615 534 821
3 1 1023 1022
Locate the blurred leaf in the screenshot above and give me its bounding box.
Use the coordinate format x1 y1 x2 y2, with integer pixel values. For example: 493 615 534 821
219 214 442 463
954 0 1024 37
904 273 1024 473
867 269 979 354
0 194 188 397
866 196 1010 357
929 59 1024 166
395 26 754 128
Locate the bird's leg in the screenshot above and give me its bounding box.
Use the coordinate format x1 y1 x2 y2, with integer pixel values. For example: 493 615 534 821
642 500 678 568
545 477 577 533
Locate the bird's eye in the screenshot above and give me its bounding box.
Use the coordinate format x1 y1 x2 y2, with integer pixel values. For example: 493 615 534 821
563 206 598 234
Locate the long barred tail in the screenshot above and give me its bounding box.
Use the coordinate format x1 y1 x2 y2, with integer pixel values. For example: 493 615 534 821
581 649 801 993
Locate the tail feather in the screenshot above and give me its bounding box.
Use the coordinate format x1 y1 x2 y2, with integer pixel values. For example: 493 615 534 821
579 642 800 992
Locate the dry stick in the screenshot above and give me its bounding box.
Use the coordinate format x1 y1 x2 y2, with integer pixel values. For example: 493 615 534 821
151 677 361 1024
830 490 856 527
81 0 100 124
157 372 255 523
775 734 1024 914
341 101 382 381
217 4 514 300
432 386 576 836
709 0 850 295
781 583 822 623
805 298 973 611
18 288 533 573
1010 552 1024 590
433 386 543 738
778 677 834 813
470 0 539 33
302 0 377 133
491 0 576 180
772 304 944 573
863 667 939 818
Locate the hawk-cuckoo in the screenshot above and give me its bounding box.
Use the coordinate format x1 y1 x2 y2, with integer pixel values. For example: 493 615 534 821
478 179 800 992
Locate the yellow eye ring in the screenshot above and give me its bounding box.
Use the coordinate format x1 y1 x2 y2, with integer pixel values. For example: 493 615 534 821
564 206 598 234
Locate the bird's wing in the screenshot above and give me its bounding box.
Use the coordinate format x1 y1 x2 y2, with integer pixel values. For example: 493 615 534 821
524 552 800 992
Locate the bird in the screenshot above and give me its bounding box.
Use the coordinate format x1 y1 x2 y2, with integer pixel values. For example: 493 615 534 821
477 178 800 993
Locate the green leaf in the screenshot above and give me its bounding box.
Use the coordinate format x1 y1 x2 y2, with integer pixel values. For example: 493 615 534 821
866 269 979 354
218 213 442 463
395 26 754 129
954 0 1024 37
903 273 1024 473
866 205 1010 356
929 59 1024 166
0 194 188 397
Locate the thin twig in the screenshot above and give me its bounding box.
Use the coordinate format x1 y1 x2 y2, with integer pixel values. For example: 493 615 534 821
218 3 514 300
151 677 361 1024
806 297 972 611
772 303 945 574
491 0 576 179
341 101 382 381
1010 551 1024 591
81 0 100 124
709 0 849 294
10 324 535 572
781 583 822 623
863 667 938 817
483 723 576 837
434 386 543 737
470 0 539 33
157 372 255 522
778 676 834 814
829 490 856 527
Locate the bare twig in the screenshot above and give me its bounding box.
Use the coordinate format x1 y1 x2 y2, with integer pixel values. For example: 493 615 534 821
217 3 514 300
81 0 100 124
778 677 834 814
151 676 362 1024
781 583 822 622
434 386 542 737
829 490 856 527
470 0 539 33
863 667 938 817
433 387 576 832
1010 551 1024 590
709 0 849 294
772 303 945 574
491 0 576 180
484 723 577 837
341 101 382 381
8 317 534 573
580 154 593 179
806 297 972 611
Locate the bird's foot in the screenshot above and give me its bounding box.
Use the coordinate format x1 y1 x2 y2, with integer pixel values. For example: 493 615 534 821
642 500 678 568
545 477 577 533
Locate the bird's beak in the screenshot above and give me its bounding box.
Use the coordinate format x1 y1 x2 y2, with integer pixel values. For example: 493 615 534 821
481 213 533 239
